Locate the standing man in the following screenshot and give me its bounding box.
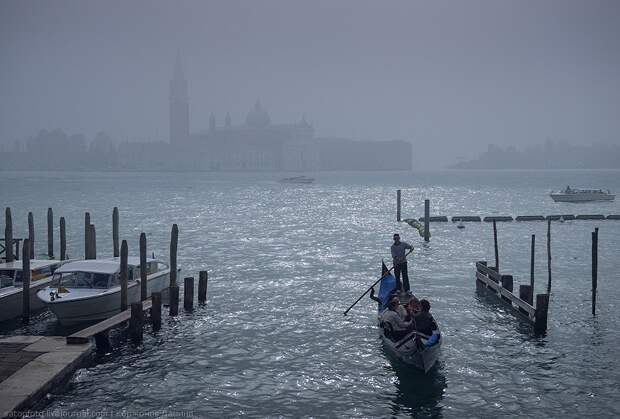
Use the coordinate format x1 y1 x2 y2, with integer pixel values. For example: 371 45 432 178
391 233 413 292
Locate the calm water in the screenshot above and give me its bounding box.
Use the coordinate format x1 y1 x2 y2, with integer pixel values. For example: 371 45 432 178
1 170 620 418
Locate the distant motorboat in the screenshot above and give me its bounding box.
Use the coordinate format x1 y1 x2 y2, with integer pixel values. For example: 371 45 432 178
278 175 315 184
550 185 615 202
457 221 465 229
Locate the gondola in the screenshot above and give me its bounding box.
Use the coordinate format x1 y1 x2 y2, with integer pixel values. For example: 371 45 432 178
374 263 441 373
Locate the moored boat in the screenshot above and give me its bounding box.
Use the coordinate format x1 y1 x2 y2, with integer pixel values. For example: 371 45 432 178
0 259 68 322
550 185 615 202
37 257 177 326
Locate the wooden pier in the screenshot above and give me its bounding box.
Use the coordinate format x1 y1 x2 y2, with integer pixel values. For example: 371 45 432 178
0 336 92 418
475 261 549 332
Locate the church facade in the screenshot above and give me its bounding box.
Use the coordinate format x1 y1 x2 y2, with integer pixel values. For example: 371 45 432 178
169 55 319 171
168 55 411 172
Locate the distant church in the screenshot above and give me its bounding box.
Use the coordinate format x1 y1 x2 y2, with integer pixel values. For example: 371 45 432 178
168 54 319 171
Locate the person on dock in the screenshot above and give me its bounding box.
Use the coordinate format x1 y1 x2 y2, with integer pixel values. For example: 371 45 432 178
391 233 414 292
380 296 413 341
413 299 438 337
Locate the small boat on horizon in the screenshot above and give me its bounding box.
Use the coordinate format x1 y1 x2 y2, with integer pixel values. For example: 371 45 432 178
550 185 615 202
37 257 177 326
278 175 315 184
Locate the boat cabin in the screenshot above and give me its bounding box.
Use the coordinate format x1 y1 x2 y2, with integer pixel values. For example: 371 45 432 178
50 258 163 290
0 260 64 288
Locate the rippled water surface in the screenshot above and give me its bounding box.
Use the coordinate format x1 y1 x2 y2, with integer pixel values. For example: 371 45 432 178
1 170 620 418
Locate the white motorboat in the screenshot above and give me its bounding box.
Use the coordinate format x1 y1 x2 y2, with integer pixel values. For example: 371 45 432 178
0 259 68 322
37 257 176 326
550 185 615 202
278 175 315 184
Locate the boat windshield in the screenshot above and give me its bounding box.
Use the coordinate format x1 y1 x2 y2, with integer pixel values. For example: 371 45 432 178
14 265 57 285
0 269 15 287
51 271 113 289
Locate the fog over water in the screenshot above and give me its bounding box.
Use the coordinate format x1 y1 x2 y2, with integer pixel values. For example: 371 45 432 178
1 0 619 168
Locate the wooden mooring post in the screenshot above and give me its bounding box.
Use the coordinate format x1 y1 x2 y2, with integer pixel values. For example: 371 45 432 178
28 212 34 259
4 207 14 262
86 224 97 259
22 239 31 322
519 284 533 306
396 190 401 222
140 232 147 301
169 224 179 316
184 277 194 310
120 240 128 312
113 207 119 258
534 294 549 333
129 302 144 343
493 220 499 271
60 217 66 260
592 228 598 315
47 208 54 259
424 199 430 242
530 234 535 294
84 212 90 259
198 271 208 304
546 219 552 295
152 291 162 331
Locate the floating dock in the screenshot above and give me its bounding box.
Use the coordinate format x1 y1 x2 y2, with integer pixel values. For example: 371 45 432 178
0 336 92 418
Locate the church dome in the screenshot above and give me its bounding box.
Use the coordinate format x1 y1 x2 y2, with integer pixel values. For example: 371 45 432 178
245 100 271 128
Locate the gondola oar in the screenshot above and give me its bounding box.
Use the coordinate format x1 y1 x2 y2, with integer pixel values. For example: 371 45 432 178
343 249 413 316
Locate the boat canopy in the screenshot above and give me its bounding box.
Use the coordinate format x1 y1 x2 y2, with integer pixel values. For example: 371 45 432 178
56 257 159 275
56 260 120 274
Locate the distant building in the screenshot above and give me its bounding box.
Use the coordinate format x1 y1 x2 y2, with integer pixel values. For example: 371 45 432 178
0 55 412 172
168 54 410 171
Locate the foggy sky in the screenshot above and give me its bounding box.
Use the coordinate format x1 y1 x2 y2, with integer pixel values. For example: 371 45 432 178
1 0 619 168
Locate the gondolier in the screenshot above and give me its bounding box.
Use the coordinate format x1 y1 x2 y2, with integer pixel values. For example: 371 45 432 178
391 234 413 292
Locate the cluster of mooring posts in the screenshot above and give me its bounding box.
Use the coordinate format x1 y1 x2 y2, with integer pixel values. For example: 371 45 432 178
394 189 620 242
475 220 552 333
2 206 209 345
1 207 212 416
475 219 602 333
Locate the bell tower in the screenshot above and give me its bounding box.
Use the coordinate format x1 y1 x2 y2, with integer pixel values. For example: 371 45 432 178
169 51 189 144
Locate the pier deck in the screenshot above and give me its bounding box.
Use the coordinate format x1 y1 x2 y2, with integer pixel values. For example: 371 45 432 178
0 336 92 418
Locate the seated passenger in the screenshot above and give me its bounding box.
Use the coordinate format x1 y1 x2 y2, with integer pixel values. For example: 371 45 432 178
380 296 413 341
404 296 420 321
413 299 438 337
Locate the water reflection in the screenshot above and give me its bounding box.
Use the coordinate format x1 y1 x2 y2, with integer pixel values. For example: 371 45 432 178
383 347 447 418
